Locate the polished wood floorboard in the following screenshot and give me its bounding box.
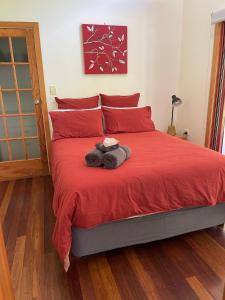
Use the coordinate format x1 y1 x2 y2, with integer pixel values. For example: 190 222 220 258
1 176 225 299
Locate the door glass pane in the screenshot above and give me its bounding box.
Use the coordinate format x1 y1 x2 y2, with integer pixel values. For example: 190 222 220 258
23 116 37 136
0 38 11 62
2 92 18 114
0 141 8 161
7 116 21 137
10 139 24 160
0 65 15 89
12 37 28 62
20 91 35 113
16 65 31 88
0 117 5 138
25 138 40 158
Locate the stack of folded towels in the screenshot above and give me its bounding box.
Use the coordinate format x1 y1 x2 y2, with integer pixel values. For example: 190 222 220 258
85 138 131 169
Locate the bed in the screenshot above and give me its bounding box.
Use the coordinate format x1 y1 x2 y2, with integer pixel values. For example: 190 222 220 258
51 130 225 266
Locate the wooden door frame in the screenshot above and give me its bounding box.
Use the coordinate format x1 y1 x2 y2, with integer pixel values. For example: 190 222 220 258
205 23 225 149
0 22 51 173
0 223 14 300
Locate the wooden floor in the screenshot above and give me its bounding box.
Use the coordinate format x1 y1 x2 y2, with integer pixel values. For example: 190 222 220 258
1 177 225 299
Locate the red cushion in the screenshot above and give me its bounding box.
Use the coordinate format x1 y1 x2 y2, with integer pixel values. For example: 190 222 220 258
49 109 104 140
100 93 140 107
55 95 99 109
102 106 155 133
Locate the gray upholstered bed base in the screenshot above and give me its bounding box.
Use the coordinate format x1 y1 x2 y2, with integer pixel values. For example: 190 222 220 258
71 203 225 257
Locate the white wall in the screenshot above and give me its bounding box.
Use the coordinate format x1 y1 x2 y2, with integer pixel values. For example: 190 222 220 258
177 0 225 145
1 0 183 131
146 0 183 131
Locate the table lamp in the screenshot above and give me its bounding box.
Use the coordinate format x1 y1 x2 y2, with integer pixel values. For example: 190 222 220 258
167 95 182 136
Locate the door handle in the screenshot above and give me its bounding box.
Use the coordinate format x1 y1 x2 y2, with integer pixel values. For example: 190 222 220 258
34 99 41 105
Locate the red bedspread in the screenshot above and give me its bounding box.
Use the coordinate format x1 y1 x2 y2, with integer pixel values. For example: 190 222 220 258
51 131 225 263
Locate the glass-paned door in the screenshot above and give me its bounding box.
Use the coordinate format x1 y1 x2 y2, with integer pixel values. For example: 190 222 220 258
0 26 49 180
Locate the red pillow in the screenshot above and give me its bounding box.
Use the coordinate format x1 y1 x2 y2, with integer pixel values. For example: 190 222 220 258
102 106 155 133
49 109 104 140
100 93 140 107
55 95 99 109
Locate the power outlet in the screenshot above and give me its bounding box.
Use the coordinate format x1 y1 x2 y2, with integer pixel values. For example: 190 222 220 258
183 129 190 136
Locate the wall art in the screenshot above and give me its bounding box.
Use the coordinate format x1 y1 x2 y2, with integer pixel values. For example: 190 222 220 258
82 24 127 74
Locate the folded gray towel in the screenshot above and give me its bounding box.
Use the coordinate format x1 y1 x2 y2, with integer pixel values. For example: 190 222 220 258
96 143 119 152
85 149 104 167
120 145 131 159
103 145 131 169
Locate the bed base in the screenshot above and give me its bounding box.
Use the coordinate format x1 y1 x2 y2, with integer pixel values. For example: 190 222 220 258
71 203 225 257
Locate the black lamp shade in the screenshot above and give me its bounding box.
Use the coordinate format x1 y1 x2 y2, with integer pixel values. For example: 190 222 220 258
172 95 182 106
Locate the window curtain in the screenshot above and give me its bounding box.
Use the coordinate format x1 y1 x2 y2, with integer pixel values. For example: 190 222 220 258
205 22 225 152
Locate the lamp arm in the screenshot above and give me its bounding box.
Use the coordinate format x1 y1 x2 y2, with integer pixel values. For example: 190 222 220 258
171 106 174 126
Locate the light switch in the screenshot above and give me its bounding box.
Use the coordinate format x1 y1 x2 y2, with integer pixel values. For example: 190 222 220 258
49 85 57 96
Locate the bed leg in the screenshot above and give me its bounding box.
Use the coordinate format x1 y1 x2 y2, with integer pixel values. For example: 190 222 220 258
70 254 83 262
218 223 225 230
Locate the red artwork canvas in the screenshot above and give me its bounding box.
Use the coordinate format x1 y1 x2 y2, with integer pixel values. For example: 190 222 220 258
82 24 127 74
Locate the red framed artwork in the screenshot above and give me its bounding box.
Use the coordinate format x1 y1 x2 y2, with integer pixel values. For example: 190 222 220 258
81 24 128 74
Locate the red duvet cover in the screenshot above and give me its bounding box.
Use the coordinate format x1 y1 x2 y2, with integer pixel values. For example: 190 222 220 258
51 131 225 263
